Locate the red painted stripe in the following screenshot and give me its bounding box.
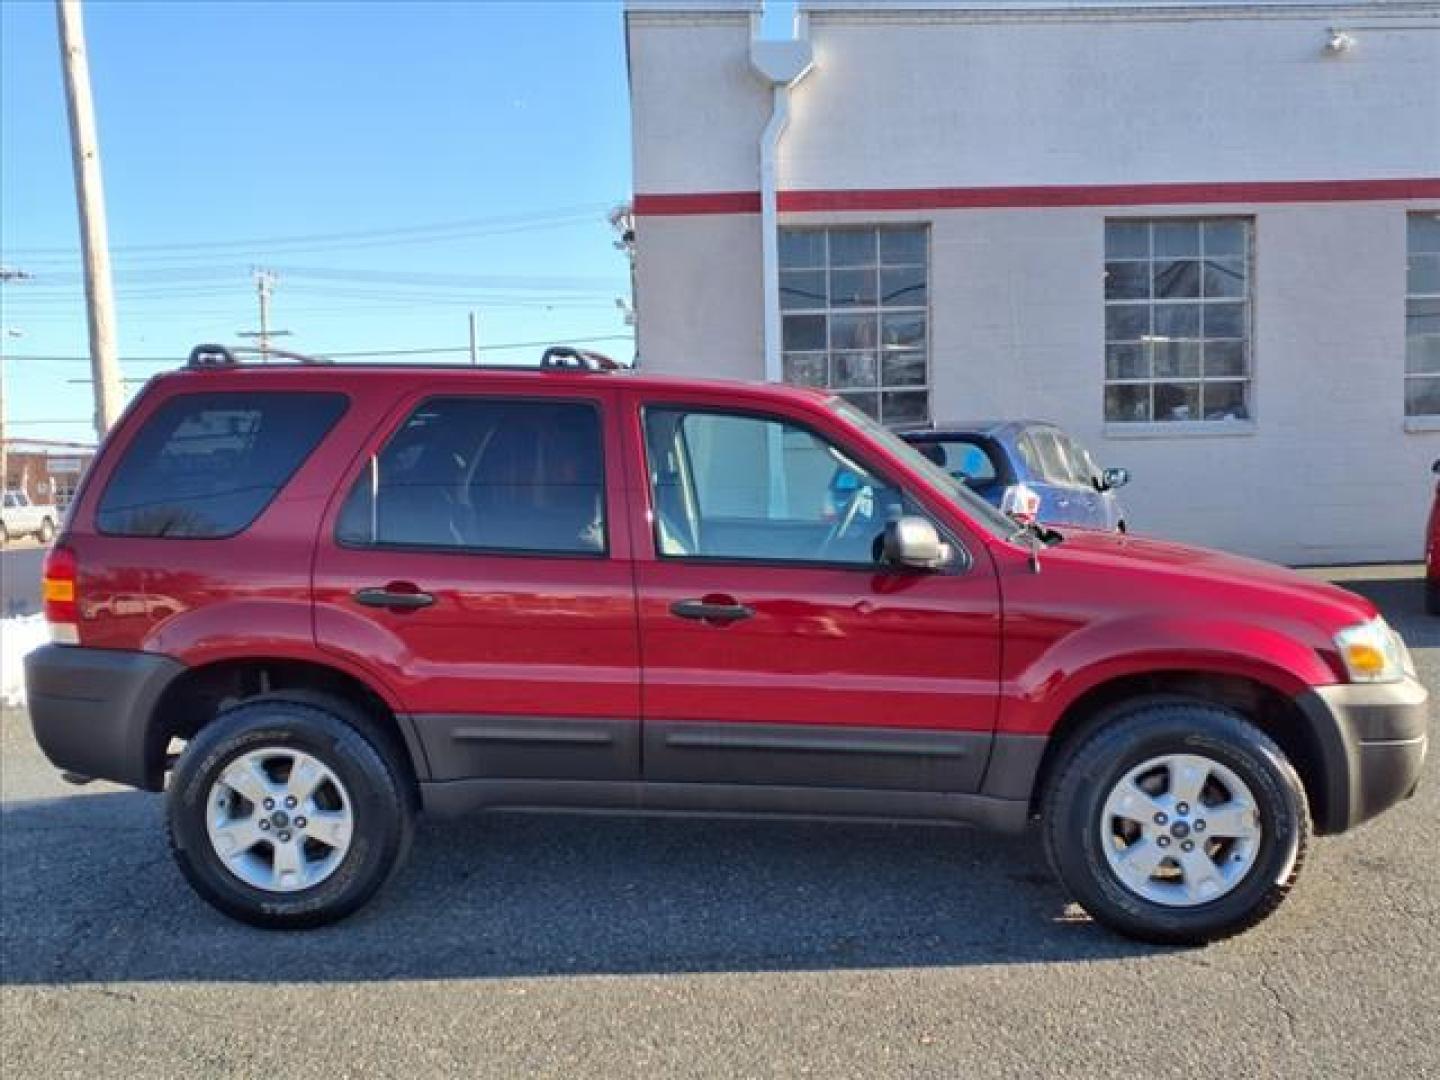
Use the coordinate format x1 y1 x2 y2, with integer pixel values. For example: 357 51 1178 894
633 178 1440 215
632 191 762 215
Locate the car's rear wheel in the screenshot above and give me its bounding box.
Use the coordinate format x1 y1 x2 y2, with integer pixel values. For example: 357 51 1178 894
1042 699 1309 945
167 694 414 929
1426 578 1440 617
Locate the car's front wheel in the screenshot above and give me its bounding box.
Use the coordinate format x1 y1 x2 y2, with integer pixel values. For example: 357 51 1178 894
167 694 414 929
1042 700 1309 945
38 517 55 544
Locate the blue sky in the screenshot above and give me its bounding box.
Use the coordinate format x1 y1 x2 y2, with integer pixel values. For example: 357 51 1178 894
1 0 660 444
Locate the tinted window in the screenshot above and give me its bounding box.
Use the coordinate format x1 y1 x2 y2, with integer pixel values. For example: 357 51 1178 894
645 407 917 566
97 391 346 538
337 398 605 555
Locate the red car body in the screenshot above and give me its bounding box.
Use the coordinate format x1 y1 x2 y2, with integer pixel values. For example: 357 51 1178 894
23 357 1428 938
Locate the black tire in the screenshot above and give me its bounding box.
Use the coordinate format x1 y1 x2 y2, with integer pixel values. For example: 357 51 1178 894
0 521 8 545
1426 579 1440 617
167 693 415 929
38 517 55 544
1042 699 1309 946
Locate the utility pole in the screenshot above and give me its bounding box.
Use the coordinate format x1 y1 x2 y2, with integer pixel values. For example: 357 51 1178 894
56 0 124 438
238 269 290 361
468 310 479 365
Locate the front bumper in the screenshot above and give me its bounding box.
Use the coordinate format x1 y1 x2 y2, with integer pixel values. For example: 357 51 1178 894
24 645 184 791
1296 677 1429 834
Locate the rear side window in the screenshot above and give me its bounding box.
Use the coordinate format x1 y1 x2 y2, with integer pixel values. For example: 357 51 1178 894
97 391 347 538
922 438 999 487
336 397 606 556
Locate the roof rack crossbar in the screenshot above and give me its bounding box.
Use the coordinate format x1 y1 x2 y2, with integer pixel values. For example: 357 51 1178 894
187 343 330 368
539 346 621 372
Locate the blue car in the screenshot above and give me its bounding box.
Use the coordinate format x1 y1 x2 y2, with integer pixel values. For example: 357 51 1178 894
901 421 1131 532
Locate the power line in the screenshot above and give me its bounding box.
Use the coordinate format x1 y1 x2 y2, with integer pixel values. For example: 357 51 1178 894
4 332 635 364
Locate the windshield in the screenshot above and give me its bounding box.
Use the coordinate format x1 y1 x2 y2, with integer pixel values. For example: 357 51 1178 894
828 399 1020 541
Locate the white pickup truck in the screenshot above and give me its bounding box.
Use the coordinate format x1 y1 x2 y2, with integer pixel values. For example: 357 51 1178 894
1 489 58 545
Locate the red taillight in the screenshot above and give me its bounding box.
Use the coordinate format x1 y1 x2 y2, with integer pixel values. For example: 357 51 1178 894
42 544 80 643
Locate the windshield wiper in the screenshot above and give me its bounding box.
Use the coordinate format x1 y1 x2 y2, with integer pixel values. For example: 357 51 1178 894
1006 521 1063 573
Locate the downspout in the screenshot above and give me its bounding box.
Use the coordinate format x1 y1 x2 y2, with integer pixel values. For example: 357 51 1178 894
750 14 814 383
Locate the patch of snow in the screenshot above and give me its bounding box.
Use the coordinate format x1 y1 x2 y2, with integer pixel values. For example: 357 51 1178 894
1 615 48 708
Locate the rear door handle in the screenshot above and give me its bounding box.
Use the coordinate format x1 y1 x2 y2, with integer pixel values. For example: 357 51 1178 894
354 585 436 610
670 598 754 624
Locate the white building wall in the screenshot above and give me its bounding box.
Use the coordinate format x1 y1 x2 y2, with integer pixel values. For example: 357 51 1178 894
626 2 1440 565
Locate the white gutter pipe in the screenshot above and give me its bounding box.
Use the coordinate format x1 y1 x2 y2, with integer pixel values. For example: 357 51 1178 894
750 15 814 383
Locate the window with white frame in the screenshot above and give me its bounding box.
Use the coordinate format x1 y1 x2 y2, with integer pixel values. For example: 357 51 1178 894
779 226 929 426
1407 213 1440 416
1104 218 1252 424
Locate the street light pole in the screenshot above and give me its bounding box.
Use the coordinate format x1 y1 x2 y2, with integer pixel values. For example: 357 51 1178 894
55 0 124 438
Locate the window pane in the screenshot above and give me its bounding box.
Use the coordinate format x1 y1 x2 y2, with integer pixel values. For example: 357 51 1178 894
882 312 926 349
783 313 826 351
1154 260 1201 299
1204 339 1247 377
1202 381 1250 421
830 267 878 307
832 351 878 388
1105 383 1151 422
1204 303 1246 339
337 399 605 554
1154 303 1200 338
1153 340 1200 378
882 349 927 387
879 228 927 265
1106 303 1149 341
779 230 825 268
99 392 347 538
1410 255 1440 297
1154 221 1200 257
881 391 929 426
780 269 826 310
1106 221 1149 259
783 352 828 387
1203 220 1247 256
829 230 878 267
831 313 877 350
1409 214 1440 255
837 391 880 420
1105 261 1149 300
929 439 999 485
1409 299 1440 336
1203 258 1246 298
1406 377 1440 417
880 266 927 307
1154 382 1201 422
1406 335 1440 375
1030 432 1071 482
1106 343 1149 379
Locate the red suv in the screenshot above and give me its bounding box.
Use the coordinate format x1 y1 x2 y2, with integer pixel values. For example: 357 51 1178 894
25 345 1428 944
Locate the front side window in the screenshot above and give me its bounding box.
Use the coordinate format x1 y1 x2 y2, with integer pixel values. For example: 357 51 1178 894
1407 213 1440 416
644 407 915 566
779 225 929 426
1104 218 1253 424
337 398 606 555
97 391 347 538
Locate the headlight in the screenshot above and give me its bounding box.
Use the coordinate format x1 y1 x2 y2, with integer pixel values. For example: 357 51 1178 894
1334 617 1412 684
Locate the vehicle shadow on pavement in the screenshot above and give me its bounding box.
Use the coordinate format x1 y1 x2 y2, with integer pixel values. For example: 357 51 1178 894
0 791 1154 985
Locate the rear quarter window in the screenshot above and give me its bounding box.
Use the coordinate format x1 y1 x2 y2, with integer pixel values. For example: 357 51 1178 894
96 391 347 538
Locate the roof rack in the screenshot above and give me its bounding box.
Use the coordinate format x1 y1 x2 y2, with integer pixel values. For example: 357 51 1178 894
539 346 621 372
188 343 330 368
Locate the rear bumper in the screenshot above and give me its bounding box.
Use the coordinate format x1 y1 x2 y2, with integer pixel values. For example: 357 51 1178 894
24 645 184 791
1296 677 1429 835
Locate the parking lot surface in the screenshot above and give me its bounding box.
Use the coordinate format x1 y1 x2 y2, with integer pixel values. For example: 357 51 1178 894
1 569 1436 1079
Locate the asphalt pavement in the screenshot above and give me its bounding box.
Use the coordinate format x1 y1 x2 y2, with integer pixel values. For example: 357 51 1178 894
0 569 1436 1078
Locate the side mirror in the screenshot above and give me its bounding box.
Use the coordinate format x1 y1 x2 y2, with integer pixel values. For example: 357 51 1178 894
882 515 952 571
1101 466 1131 491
